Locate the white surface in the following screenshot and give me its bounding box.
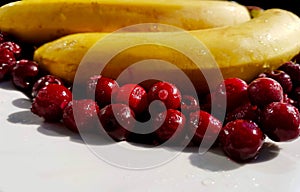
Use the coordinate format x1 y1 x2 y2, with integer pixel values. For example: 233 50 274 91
0 81 300 192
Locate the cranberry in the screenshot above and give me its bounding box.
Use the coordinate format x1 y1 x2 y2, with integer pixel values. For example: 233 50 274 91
214 77 249 112
219 120 265 162
153 109 186 143
260 102 300 142
187 110 222 146
0 32 9 43
0 41 21 58
248 77 283 108
148 81 181 111
86 75 119 108
98 103 135 141
259 70 293 93
225 102 259 124
180 95 199 115
31 84 72 122
32 75 64 98
278 61 300 86
11 59 39 90
62 99 100 133
113 84 148 114
0 63 12 81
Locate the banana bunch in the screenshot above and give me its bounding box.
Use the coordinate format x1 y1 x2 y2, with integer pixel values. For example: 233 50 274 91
0 0 250 44
33 9 300 93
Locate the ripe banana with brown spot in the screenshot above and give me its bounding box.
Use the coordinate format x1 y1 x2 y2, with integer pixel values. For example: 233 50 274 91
33 9 300 94
0 0 250 44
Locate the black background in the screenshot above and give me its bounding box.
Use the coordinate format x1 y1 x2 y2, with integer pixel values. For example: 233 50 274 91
0 0 299 17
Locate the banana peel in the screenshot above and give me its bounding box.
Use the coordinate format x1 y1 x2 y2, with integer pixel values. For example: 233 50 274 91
0 0 251 44
34 9 300 94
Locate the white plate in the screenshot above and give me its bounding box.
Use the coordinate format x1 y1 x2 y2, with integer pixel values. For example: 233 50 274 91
1 81 300 192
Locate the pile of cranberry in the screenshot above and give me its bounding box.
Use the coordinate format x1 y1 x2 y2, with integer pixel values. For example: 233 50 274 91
1 31 300 163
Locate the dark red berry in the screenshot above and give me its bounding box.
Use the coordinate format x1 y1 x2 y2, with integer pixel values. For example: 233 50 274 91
0 41 21 58
248 77 283 108
260 102 300 142
219 120 264 162
31 84 72 122
62 99 100 133
98 103 135 141
0 47 15 65
214 77 249 112
86 75 119 107
0 62 13 81
32 75 64 98
188 110 222 146
148 81 181 111
153 109 186 143
259 70 293 93
278 61 300 86
113 84 148 114
11 59 39 90
225 102 259 124
181 95 199 115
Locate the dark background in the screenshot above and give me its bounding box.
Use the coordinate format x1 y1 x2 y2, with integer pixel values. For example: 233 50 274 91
0 0 299 17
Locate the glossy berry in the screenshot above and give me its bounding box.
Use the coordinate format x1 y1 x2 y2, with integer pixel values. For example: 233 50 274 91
113 84 148 114
180 95 199 115
260 102 300 142
31 84 72 122
62 99 100 133
248 77 283 108
86 75 119 107
0 32 9 43
153 109 186 143
259 70 293 93
11 59 39 90
225 102 259 124
0 41 21 58
219 120 265 162
278 61 300 86
98 103 135 141
214 77 249 112
0 48 16 81
188 110 222 146
31 75 64 98
148 81 181 111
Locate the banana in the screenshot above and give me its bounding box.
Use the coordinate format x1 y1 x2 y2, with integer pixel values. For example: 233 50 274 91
34 9 300 94
0 0 251 44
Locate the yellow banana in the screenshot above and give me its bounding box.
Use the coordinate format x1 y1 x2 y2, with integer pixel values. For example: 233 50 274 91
0 0 250 44
34 9 300 94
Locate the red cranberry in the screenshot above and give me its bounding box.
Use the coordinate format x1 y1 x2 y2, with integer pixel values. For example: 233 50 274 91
259 70 293 93
0 41 21 58
98 103 135 141
0 62 13 81
219 120 265 162
86 75 119 108
62 99 100 133
225 102 259 124
260 102 300 142
188 110 222 146
0 47 15 65
31 84 72 122
32 75 64 98
0 32 9 43
214 77 249 112
278 61 300 86
113 84 148 114
248 77 283 108
11 59 39 90
148 81 181 111
180 95 199 115
153 109 186 143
